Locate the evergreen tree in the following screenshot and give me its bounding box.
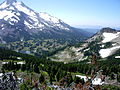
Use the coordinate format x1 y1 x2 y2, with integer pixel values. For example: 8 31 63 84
20 83 29 90
39 74 45 84
117 73 120 82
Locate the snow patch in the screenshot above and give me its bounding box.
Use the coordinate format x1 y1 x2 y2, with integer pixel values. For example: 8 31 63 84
0 10 14 19
112 43 117 46
99 46 120 58
16 12 20 16
92 78 104 85
0 1 9 9
2 27 4 30
17 62 25 64
10 17 18 22
2 61 25 65
102 32 120 43
115 56 120 59
76 75 90 82
1 24 4 27
2 62 8 64
0 73 3 77
24 21 34 29
8 6 15 10
24 20 44 30
84 48 90 52
101 45 104 48
0 10 19 24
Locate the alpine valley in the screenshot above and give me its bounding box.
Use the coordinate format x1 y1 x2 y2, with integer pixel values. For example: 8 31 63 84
0 0 120 61
0 0 120 89
0 0 92 56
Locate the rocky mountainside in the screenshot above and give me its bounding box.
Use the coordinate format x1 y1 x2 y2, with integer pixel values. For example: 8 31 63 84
86 27 120 58
51 27 120 62
0 0 90 44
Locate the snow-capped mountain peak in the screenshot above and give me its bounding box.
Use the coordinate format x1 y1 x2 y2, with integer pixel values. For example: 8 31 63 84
39 12 70 30
0 0 88 44
0 0 16 9
0 0 71 30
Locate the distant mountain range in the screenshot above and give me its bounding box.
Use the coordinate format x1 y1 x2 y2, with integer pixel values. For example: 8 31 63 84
76 25 120 33
0 0 92 44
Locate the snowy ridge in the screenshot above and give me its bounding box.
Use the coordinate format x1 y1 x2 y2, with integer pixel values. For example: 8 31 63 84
12 2 36 16
39 12 60 24
0 0 88 45
0 0 70 30
0 0 42 29
39 12 70 30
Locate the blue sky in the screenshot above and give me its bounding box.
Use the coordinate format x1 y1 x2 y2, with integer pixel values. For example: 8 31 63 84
0 0 120 28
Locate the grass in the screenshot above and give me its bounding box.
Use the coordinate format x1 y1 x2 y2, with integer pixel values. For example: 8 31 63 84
71 72 91 78
71 72 86 76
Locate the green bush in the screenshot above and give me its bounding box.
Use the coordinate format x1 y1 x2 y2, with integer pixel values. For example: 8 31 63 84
20 83 30 90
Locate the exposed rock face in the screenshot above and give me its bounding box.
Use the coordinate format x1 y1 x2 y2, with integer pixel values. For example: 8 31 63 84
99 27 117 34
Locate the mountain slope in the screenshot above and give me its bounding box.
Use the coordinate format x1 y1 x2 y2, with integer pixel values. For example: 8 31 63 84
0 0 90 44
87 27 120 58
50 27 120 62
